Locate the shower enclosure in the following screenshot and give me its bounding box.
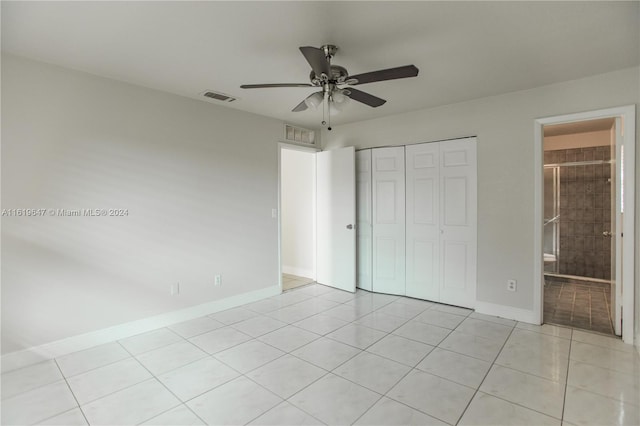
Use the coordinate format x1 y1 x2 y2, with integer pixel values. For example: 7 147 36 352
543 148 613 281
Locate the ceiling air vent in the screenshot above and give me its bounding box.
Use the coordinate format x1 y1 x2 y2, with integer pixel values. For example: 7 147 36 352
202 91 237 103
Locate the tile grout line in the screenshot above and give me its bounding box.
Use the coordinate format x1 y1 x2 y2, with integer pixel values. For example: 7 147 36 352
116 340 209 426
560 328 574 424
452 322 518 425
44 359 91 425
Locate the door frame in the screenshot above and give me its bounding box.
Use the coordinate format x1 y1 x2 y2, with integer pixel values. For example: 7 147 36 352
533 105 636 343
277 142 320 292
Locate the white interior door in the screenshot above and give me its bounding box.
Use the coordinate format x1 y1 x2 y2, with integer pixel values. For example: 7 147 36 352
439 138 477 308
372 147 406 295
406 142 440 301
612 118 622 335
316 146 356 292
356 149 373 291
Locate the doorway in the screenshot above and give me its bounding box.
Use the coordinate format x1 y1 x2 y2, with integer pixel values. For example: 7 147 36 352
277 144 357 293
542 118 616 334
279 145 317 291
534 105 636 343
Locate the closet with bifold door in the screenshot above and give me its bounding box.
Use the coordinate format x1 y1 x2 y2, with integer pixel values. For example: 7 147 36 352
356 137 477 309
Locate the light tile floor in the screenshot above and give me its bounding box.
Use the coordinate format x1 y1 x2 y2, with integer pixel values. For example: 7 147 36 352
2 284 639 425
282 273 314 291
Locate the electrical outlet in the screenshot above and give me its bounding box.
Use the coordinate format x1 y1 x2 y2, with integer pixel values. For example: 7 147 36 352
507 279 517 292
271 208 277 219
171 282 180 296
214 275 222 286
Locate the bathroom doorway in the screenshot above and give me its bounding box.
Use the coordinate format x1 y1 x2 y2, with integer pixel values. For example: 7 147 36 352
542 118 616 334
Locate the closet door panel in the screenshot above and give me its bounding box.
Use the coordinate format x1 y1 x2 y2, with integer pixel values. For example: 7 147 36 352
372 147 406 295
406 143 440 301
356 150 373 291
439 138 477 308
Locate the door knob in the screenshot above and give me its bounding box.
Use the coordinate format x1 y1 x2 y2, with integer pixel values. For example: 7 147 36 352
602 231 612 237
346 224 354 230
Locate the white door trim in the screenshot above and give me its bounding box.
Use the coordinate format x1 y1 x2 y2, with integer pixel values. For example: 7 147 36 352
533 105 636 344
277 142 319 292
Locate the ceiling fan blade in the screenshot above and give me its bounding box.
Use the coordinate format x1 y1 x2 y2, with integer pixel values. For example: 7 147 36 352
240 83 313 89
344 88 386 107
347 65 419 85
292 99 308 112
299 46 330 77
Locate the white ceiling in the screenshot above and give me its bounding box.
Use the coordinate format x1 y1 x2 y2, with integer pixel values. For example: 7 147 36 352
2 1 638 129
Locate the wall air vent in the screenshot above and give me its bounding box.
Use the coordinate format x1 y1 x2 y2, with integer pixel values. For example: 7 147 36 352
284 124 316 146
202 91 237 103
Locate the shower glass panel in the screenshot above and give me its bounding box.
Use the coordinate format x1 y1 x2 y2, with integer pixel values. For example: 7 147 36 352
543 167 559 273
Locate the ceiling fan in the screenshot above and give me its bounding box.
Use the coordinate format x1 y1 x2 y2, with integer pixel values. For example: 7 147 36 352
240 45 419 129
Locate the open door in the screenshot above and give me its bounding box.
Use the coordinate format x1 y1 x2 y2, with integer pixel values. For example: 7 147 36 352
316 146 356 292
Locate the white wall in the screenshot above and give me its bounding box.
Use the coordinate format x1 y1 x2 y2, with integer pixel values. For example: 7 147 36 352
324 66 640 326
1 55 283 354
281 148 315 279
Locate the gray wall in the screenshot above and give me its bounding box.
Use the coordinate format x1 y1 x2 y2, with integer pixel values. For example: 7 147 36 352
1 55 282 354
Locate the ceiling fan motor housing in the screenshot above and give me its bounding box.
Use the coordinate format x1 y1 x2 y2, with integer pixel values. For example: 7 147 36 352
309 65 349 86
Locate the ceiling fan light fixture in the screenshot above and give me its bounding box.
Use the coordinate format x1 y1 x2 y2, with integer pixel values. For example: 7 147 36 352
329 101 343 116
331 89 349 104
304 92 324 109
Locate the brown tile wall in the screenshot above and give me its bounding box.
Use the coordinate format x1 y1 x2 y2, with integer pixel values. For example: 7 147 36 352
544 146 612 280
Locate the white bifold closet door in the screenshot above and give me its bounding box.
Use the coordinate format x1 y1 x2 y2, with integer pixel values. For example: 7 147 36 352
372 147 405 295
406 138 477 308
356 149 373 291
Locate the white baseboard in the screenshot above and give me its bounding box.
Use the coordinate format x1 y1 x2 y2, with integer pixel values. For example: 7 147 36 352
475 301 538 325
1 285 281 373
282 265 314 279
